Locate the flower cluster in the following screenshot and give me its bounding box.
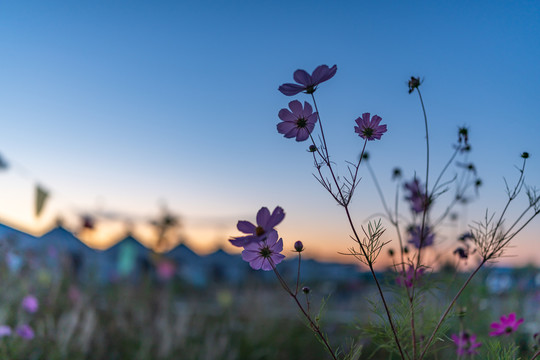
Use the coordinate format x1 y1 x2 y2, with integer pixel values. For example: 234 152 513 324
230 206 286 271
0 294 39 340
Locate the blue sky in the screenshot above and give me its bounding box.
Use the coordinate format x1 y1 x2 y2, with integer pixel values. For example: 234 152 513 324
0 1 539 264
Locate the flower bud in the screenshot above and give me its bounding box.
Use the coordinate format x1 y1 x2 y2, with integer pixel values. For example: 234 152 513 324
302 286 310 294
308 145 317 153
392 168 402 180
294 241 304 252
388 248 395 257
521 152 530 159
408 76 421 94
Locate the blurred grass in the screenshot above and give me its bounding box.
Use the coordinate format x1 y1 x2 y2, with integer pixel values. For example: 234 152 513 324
0 250 538 359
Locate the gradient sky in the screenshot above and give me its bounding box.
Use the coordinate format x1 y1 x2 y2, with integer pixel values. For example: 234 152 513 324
0 1 539 266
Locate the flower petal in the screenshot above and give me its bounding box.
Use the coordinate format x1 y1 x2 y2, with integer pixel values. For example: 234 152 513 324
278 108 295 122
241 249 260 261
229 235 255 247
249 256 264 270
278 83 305 96
237 221 256 234
293 69 312 86
256 207 270 228
296 129 310 141
302 102 313 117
312 64 337 84
288 100 303 115
277 121 298 135
266 207 285 229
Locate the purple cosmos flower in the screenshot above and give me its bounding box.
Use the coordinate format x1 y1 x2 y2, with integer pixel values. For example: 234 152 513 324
451 332 482 355
407 225 435 249
354 113 387 141
241 230 285 271
404 178 429 213
21 295 39 313
16 324 34 340
0 325 12 338
277 100 318 142
396 264 425 288
230 206 285 247
279 65 337 96
489 313 524 336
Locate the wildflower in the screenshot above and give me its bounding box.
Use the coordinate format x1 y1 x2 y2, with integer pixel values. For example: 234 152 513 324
396 264 425 288
489 312 523 336
458 127 469 145
16 324 34 340
451 332 482 355
21 295 39 313
294 241 304 252
408 76 421 94
230 206 285 247
407 225 435 249
241 230 285 271
354 113 387 141
156 259 176 280
0 325 11 337
453 247 468 259
279 64 337 96
277 100 318 142
404 178 429 213
392 168 402 180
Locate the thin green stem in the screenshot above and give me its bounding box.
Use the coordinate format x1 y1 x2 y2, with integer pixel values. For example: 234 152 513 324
271 264 338 360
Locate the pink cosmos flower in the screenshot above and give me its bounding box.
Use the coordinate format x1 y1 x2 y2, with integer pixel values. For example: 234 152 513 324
277 100 318 142
0 325 11 338
279 65 337 96
396 264 425 288
241 230 285 271
451 332 482 355
489 313 524 336
230 206 285 247
16 324 34 340
407 225 435 249
404 178 429 213
21 295 39 313
354 113 387 141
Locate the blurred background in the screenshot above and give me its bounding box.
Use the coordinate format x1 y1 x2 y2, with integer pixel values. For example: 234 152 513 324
0 1 539 358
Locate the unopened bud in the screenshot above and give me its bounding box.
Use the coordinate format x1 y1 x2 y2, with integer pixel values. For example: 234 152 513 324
294 241 304 252
302 286 310 294
521 152 530 159
308 145 317 153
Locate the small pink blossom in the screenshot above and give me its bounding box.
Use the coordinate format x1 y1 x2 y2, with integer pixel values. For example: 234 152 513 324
21 295 39 313
354 113 387 141
277 100 318 142
230 206 285 247
241 230 285 271
451 332 482 355
396 264 425 288
16 324 34 340
0 325 11 338
489 313 523 336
